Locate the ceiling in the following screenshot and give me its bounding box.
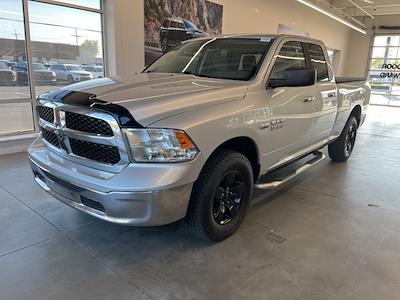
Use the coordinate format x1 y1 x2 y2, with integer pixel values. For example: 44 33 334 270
329 0 400 17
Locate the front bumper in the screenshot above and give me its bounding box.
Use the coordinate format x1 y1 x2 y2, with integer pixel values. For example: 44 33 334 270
36 78 56 82
28 139 198 226
74 76 92 82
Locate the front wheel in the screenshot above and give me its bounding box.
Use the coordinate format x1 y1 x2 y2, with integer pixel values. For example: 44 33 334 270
328 116 358 162
185 150 253 242
161 37 168 52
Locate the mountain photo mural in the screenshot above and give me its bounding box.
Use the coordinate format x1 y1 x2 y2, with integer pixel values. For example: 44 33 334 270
144 0 223 65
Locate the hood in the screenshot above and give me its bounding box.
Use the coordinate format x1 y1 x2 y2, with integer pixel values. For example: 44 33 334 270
194 30 207 36
41 73 248 126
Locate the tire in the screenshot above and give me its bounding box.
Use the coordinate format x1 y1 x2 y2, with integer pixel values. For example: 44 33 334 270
328 116 358 162
161 38 168 52
185 150 253 242
67 75 74 84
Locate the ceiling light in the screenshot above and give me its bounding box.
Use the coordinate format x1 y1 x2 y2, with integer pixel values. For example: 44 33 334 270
296 0 367 34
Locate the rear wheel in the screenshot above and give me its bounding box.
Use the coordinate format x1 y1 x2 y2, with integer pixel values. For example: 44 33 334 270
328 116 358 162
185 150 253 242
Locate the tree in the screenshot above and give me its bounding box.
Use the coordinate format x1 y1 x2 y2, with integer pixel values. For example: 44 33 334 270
80 39 99 59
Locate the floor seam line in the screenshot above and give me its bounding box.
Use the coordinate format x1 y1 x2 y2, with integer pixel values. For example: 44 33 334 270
0 185 154 299
0 235 60 259
0 185 63 232
62 232 155 300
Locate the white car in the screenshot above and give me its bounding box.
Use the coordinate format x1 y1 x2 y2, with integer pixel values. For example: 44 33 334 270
82 65 104 79
49 64 93 83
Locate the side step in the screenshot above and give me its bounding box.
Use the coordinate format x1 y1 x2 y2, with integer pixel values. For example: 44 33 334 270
255 151 325 190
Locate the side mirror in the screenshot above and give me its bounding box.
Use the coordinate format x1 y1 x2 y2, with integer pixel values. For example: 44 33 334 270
269 67 316 88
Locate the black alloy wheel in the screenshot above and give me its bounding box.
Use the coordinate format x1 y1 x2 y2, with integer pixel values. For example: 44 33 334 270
328 116 358 162
212 171 245 225
344 122 357 156
185 150 253 242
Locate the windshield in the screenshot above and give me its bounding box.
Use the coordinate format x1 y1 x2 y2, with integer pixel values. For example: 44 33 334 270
66 65 83 71
33 63 46 70
183 20 198 30
145 38 273 80
0 62 8 69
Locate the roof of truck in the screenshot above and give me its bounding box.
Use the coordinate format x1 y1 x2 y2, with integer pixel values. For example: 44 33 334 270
184 34 325 45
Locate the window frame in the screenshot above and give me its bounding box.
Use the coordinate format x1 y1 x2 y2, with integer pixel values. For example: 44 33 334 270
268 40 307 82
303 42 330 82
0 0 105 137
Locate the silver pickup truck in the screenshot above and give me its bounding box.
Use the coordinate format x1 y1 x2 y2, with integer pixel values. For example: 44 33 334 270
29 35 370 241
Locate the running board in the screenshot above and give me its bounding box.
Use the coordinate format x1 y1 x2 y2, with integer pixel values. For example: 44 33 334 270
255 151 325 190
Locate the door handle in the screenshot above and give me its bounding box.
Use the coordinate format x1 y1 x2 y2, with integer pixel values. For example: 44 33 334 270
327 93 336 98
303 96 315 103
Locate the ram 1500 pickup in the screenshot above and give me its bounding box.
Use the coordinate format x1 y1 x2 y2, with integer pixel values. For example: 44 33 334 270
29 35 370 241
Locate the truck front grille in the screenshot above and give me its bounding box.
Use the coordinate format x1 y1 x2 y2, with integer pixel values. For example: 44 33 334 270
70 138 120 164
37 106 54 123
36 102 129 170
40 126 60 148
65 111 113 136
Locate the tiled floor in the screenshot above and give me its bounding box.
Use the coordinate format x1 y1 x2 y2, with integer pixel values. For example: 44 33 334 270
1 105 400 299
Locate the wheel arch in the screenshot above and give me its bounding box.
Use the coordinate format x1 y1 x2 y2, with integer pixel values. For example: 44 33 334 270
350 105 362 127
207 136 261 182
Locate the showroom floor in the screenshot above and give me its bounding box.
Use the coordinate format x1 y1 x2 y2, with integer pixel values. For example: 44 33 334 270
1 106 400 300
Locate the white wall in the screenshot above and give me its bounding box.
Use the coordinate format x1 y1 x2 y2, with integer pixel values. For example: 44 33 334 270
104 0 145 77
104 0 372 77
344 14 400 77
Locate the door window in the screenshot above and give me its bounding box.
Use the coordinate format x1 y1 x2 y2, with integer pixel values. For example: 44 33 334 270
169 21 178 28
162 20 169 27
270 41 306 80
306 43 329 81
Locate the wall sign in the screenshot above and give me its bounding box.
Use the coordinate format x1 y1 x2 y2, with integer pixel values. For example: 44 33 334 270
144 0 223 66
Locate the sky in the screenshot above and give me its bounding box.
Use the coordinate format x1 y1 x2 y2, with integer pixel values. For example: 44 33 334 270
0 0 102 55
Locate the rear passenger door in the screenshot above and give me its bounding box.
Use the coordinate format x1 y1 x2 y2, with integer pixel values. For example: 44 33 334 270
304 43 337 143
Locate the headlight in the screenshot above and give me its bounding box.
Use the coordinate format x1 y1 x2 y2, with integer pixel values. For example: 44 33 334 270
123 128 199 162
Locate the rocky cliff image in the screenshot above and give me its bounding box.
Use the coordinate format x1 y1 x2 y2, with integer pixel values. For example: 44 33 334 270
144 0 223 65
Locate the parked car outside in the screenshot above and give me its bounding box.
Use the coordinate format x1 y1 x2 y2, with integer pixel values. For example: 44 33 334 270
160 17 207 52
42 61 57 69
15 62 57 85
82 65 104 79
0 61 17 85
49 64 93 83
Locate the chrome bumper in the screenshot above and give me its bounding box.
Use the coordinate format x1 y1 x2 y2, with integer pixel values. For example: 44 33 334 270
30 159 193 226
28 137 202 226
